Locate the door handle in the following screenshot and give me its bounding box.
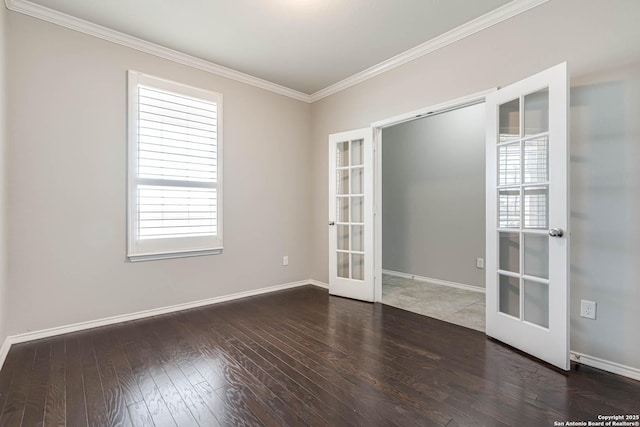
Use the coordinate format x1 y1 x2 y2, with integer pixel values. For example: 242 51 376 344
549 228 564 237
328 221 335 226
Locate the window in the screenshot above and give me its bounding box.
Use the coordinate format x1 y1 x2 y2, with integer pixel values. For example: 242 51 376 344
127 71 223 261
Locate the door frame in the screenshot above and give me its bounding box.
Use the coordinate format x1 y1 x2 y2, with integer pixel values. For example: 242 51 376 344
370 88 496 302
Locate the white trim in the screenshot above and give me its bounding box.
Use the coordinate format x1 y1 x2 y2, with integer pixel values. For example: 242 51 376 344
382 272 639 382
309 0 550 102
0 279 326 371
1 282 638 384
328 128 375 302
371 89 494 129
485 63 570 371
571 352 640 382
382 269 485 294
0 338 11 371
127 70 224 260
374 127 383 303
308 279 329 289
372 92 492 304
4 0 548 103
128 248 223 262
4 0 310 102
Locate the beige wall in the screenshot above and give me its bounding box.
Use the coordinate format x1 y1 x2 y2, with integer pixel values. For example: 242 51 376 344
0 2 7 343
3 0 640 374
6 11 312 334
310 0 640 369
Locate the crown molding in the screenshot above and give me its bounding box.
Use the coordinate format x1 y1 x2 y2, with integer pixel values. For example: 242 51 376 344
3 0 312 102
5 0 549 104
308 0 550 102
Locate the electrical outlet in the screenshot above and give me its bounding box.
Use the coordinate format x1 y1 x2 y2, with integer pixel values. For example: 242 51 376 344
476 258 485 269
282 256 289 266
580 300 596 320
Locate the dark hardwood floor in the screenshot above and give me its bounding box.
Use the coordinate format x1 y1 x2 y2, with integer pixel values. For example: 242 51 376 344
0 285 638 426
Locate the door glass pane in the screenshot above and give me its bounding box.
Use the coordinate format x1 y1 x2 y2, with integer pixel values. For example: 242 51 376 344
337 197 349 222
351 196 363 223
351 254 364 280
337 252 349 278
337 225 349 251
337 170 349 194
524 233 549 279
499 189 520 228
351 167 363 194
351 225 363 252
332 133 369 287
524 186 548 229
337 141 349 167
498 143 521 186
524 280 549 328
524 88 549 137
499 232 519 273
524 137 548 183
333 133 369 286
499 99 520 142
499 275 520 318
351 139 363 166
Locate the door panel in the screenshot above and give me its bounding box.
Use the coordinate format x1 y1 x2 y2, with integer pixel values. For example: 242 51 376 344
486 63 569 370
328 128 374 301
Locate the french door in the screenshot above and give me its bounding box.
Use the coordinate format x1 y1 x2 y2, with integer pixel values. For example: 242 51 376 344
328 128 374 301
485 63 569 370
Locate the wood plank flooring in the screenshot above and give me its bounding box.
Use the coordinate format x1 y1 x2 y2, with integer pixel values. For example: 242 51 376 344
0 285 638 426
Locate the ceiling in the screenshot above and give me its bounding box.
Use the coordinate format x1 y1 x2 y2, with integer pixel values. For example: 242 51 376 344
21 0 513 95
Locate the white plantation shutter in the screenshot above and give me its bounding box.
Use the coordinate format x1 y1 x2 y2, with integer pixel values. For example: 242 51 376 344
137 185 217 239
128 71 223 261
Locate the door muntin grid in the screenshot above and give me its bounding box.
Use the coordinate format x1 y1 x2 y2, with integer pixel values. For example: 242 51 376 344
336 138 365 280
496 88 550 329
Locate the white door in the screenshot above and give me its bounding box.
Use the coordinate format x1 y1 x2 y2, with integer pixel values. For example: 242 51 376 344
328 128 374 301
486 63 569 370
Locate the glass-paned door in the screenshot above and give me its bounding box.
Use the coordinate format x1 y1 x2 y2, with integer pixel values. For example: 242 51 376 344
486 63 569 370
328 128 374 301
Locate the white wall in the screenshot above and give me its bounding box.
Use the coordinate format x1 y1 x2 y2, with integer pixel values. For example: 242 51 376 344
382 103 485 287
5 11 312 334
0 2 7 344
310 0 640 370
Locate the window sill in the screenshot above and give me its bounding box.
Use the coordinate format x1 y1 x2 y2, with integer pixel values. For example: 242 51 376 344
128 248 223 262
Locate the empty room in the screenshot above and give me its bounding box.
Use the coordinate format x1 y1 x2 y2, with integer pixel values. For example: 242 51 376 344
1 0 639 426
380 102 487 331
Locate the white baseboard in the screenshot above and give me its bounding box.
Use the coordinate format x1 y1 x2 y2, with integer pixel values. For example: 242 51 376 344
382 269 485 294
307 279 329 289
0 337 11 372
0 279 325 370
571 351 640 382
3 279 637 384
383 271 638 382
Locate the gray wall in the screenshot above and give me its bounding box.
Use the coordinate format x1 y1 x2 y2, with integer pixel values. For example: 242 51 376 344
570 65 640 367
5 11 312 334
310 0 640 370
0 3 7 344
381 103 485 287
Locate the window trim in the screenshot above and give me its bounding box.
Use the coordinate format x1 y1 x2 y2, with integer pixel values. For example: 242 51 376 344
127 70 223 261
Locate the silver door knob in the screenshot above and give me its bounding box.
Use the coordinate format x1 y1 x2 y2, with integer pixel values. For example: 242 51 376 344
328 221 335 226
549 228 564 237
